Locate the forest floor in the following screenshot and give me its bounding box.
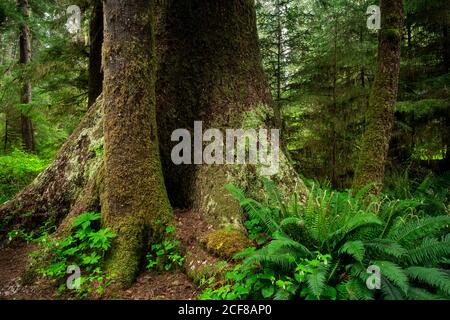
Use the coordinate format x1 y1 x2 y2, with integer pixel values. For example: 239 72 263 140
0 210 220 300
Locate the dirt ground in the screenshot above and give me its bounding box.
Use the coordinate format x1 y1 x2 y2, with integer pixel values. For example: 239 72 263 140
0 210 221 300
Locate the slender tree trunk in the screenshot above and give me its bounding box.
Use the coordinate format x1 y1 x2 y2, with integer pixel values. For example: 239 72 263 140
274 0 283 131
102 0 172 286
443 22 450 170
3 118 8 153
352 0 404 193
331 15 338 188
443 23 449 73
18 0 35 153
87 0 103 107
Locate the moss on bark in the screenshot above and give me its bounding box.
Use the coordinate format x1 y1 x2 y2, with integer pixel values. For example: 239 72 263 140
102 0 172 286
352 0 404 194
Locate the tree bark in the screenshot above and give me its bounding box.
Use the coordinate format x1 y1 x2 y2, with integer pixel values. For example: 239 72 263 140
87 0 103 107
102 0 172 286
18 0 35 153
352 0 404 193
1 0 307 245
156 0 307 229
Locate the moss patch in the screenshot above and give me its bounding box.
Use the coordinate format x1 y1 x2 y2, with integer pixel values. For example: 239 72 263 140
200 229 252 259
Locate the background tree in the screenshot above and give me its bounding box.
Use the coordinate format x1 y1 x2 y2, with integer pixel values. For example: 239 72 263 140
18 0 35 152
87 0 102 107
353 0 404 193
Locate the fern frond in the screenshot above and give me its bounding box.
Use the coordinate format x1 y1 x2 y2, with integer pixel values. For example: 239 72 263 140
406 235 450 265
328 214 382 244
374 260 409 294
262 178 288 218
242 251 296 272
306 263 329 299
405 266 450 296
266 233 313 259
339 240 365 262
344 278 374 300
387 216 450 244
364 239 407 259
381 277 406 300
407 287 446 300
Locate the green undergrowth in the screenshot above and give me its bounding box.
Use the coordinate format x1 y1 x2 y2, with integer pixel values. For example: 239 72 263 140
0 149 48 204
146 224 185 272
29 212 115 298
199 177 450 300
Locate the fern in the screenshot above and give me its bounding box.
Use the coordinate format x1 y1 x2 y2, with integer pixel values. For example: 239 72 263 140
344 278 374 300
374 261 409 294
381 277 406 300
406 236 450 265
363 239 407 259
387 216 450 244
405 267 450 296
339 240 365 262
407 287 446 300
306 263 329 299
217 179 450 301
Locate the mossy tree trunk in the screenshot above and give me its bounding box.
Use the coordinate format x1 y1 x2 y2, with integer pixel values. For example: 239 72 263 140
102 0 172 286
1 0 306 247
18 0 35 153
352 0 404 193
156 0 307 229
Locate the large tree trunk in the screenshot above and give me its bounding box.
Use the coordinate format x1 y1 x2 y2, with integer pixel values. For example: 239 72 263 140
352 0 404 193
18 0 35 153
0 0 307 241
156 0 307 229
101 0 172 286
87 0 103 107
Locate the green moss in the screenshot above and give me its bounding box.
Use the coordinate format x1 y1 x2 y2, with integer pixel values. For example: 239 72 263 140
200 229 252 259
105 214 146 287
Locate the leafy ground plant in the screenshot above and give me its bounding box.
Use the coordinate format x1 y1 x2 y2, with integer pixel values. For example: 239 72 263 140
146 225 185 272
31 212 115 298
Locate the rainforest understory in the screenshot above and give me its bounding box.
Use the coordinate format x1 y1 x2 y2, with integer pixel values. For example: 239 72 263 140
0 0 449 301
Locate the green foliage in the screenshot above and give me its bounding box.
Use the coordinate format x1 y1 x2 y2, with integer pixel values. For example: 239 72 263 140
146 225 185 272
201 179 450 300
31 212 115 298
385 170 450 216
0 149 48 203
